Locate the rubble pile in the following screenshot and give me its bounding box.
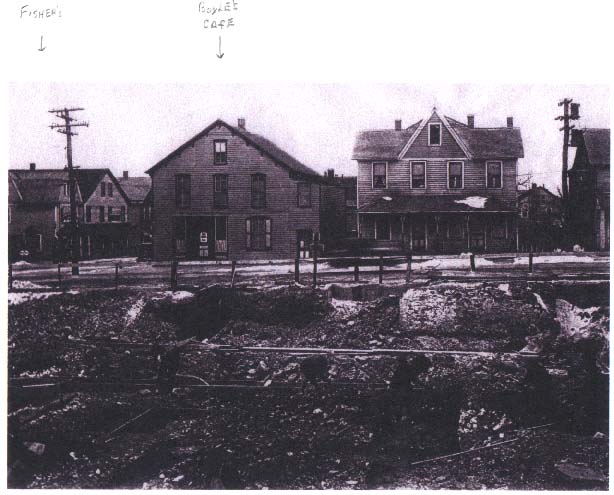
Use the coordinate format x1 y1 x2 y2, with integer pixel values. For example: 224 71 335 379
7 281 610 489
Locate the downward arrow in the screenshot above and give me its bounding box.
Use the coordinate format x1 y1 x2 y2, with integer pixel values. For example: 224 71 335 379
38 35 46 52
216 35 224 59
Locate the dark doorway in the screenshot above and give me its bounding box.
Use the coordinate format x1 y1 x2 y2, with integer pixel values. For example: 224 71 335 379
186 217 215 259
375 216 390 240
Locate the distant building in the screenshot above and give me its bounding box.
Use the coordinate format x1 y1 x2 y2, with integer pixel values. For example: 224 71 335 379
517 184 563 252
146 118 323 260
8 164 81 260
568 128 610 250
320 169 357 252
117 171 153 257
8 164 151 261
352 109 524 254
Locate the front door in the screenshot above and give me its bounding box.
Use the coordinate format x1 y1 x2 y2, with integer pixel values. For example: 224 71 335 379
186 217 215 259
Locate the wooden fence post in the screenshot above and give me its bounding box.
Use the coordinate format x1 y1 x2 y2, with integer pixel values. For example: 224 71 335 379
57 263 62 291
469 253 476 272
170 260 178 291
312 233 318 288
354 263 359 282
8 263 13 290
528 252 533 273
379 255 384 284
406 253 412 282
114 263 120 290
294 257 300 283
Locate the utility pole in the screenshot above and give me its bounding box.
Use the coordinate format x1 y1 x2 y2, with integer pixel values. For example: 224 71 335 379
555 98 580 200
49 108 89 275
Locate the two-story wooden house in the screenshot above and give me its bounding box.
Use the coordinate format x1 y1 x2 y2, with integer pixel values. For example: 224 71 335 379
568 128 610 250
8 164 83 260
517 184 563 252
352 109 524 253
146 118 322 260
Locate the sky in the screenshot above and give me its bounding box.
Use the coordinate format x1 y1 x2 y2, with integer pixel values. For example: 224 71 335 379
8 83 610 193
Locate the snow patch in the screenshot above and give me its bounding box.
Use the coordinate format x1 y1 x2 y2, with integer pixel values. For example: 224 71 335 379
513 255 596 265
533 293 549 312
163 291 195 302
11 280 49 290
125 298 146 326
497 283 511 296
454 196 488 209
8 290 79 305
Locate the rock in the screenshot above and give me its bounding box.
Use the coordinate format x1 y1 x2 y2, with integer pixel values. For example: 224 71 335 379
172 475 185 482
138 388 152 396
24 442 45 456
593 432 606 440
556 462 606 482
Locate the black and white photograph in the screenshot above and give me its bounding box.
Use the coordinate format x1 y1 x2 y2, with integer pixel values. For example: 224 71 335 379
4 0 612 492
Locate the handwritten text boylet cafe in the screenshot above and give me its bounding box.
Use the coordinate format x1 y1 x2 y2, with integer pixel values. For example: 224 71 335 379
198 0 238 29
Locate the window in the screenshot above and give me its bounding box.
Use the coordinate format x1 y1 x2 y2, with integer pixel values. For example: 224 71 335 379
345 186 357 207
540 195 547 206
372 162 387 189
297 183 311 208
107 183 113 196
100 182 106 197
108 207 125 222
520 204 529 218
411 161 426 189
214 140 228 165
448 161 463 189
61 206 71 223
63 183 68 196
428 123 442 146
215 217 228 254
86 206 92 223
175 174 191 208
99 206 105 222
492 222 507 239
214 174 229 208
246 217 271 250
486 161 502 188
251 174 266 208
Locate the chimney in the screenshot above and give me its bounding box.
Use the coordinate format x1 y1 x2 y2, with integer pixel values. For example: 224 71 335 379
394 119 402 131
237 118 246 130
326 168 335 179
507 116 514 128
532 183 537 189
467 115 475 128
123 171 129 179
29 162 36 171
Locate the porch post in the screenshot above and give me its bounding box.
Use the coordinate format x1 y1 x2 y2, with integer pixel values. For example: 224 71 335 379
408 214 413 249
401 215 406 250
424 217 429 251
484 216 488 252
465 215 470 251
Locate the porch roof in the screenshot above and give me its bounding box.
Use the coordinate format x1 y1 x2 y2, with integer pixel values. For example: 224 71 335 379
358 194 515 214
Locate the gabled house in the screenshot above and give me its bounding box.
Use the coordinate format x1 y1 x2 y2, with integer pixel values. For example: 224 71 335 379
518 184 563 252
146 118 322 260
352 109 524 253
568 128 610 250
320 169 358 251
8 164 83 260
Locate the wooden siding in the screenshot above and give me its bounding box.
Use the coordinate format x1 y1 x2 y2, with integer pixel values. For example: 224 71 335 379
357 158 518 209
83 172 130 224
402 114 466 159
150 124 320 260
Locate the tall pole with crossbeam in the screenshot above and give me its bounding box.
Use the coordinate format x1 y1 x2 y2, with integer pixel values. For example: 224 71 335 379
49 107 89 275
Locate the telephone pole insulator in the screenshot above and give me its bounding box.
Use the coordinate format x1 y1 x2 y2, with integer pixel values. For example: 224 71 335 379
49 107 89 276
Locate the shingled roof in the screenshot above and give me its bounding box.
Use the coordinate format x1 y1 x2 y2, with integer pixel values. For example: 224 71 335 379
117 176 151 202
353 112 524 161
358 194 515 214
582 128 610 167
146 119 321 180
9 169 69 205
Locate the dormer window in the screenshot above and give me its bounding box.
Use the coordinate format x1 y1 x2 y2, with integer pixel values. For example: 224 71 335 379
428 123 442 146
